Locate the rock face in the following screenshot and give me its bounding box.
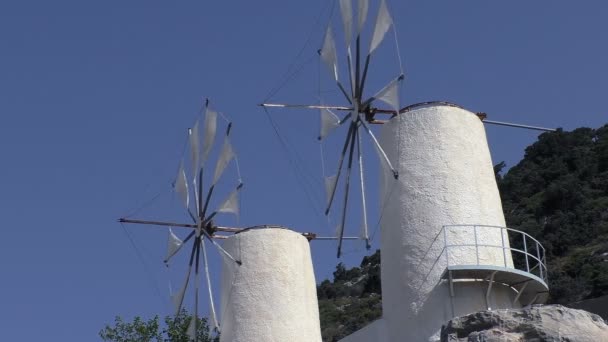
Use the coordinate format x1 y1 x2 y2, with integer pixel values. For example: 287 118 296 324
440 305 608 342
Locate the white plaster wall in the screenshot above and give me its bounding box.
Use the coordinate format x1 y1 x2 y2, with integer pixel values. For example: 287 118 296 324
219 228 322 342
378 104 516 341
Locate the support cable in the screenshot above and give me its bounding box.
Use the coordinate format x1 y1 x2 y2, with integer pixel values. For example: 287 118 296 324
262 106 326 226
119 222 165 308
264 0 335 102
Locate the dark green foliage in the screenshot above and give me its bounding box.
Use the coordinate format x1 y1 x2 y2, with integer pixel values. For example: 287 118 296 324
317 250 382 341
99 310 218 342
498 124 608 303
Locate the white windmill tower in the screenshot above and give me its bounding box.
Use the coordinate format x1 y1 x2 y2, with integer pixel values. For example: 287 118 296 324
262 1 554 341
120 100 323 342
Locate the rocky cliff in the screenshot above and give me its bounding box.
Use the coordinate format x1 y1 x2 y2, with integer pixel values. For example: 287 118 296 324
440 305 608 342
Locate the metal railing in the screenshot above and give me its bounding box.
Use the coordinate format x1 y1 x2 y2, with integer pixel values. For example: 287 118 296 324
440 225 548 284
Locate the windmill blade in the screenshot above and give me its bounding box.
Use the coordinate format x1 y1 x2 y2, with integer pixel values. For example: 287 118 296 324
320 26 339 82
164 230 195 264
360 120 398 179
174 161 190 210
366 74 404 112
216 183 243 218
191 238 201 342
324 174 338 207
357 0 369 34
201 238 220 331
201 103 218 166
212 136 235 186
356 131 370 249
319 108 342 140
325 122 356 215
165 228 183 262
337 126 358 258
369 0 393 54
339 0 353 48
172 241 198 316
189 121 201 179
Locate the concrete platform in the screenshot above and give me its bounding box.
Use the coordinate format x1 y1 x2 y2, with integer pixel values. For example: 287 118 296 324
442 265 549 306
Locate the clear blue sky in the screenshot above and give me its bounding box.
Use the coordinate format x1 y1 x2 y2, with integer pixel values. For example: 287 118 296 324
1 1 606 340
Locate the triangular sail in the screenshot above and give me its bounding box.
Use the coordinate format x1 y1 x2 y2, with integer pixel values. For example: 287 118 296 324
324 175 338 207
175 161 190 210
369 0 392 54
339 0 353 48
217 185 241 217
372 76 401 112
165 228 183 262
212 137 235 185
172 265 191 316
357 0 369 34
319 108 341 140
201 106 218 166
320 26 339 81
189 121 200 179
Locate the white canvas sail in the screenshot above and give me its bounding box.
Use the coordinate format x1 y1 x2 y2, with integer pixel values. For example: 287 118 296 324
373 76 400 112
175 161 189 210
212 137 235 185
369 0 392 54
201 107 217 166
319 108 341 140
165 228 183 262
339 0 353 48
320 26 339 81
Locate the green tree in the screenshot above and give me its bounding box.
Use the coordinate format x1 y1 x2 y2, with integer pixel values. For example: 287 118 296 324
100 309 218 342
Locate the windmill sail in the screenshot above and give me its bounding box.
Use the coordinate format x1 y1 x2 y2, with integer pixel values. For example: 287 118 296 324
339 0 353 48
217 184 242 217
175 162 190 210
320 26 339 81
165 228 183 262
189 121 201 179
357 0 369 34
369 0 392 54
201 106 217 166
371 75 402 112
258 0 404 256
319 108 341 140
120 100 243 340
212 137 235 185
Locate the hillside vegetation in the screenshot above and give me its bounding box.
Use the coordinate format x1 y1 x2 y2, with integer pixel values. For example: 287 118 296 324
317 124 608 341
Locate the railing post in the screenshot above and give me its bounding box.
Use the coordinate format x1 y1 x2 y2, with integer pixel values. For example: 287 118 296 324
536 241 543 280
474 225 479 265
500 226 507 267
523 233 529 273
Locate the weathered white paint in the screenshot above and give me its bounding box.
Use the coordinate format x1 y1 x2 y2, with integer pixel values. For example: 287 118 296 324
219 228 322 342
376 104 517 341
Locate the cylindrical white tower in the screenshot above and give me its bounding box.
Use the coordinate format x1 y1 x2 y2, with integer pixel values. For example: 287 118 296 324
219 227 322 342
378 104 518 341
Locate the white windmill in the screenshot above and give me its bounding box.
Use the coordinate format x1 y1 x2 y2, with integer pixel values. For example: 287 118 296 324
120 100 325 342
